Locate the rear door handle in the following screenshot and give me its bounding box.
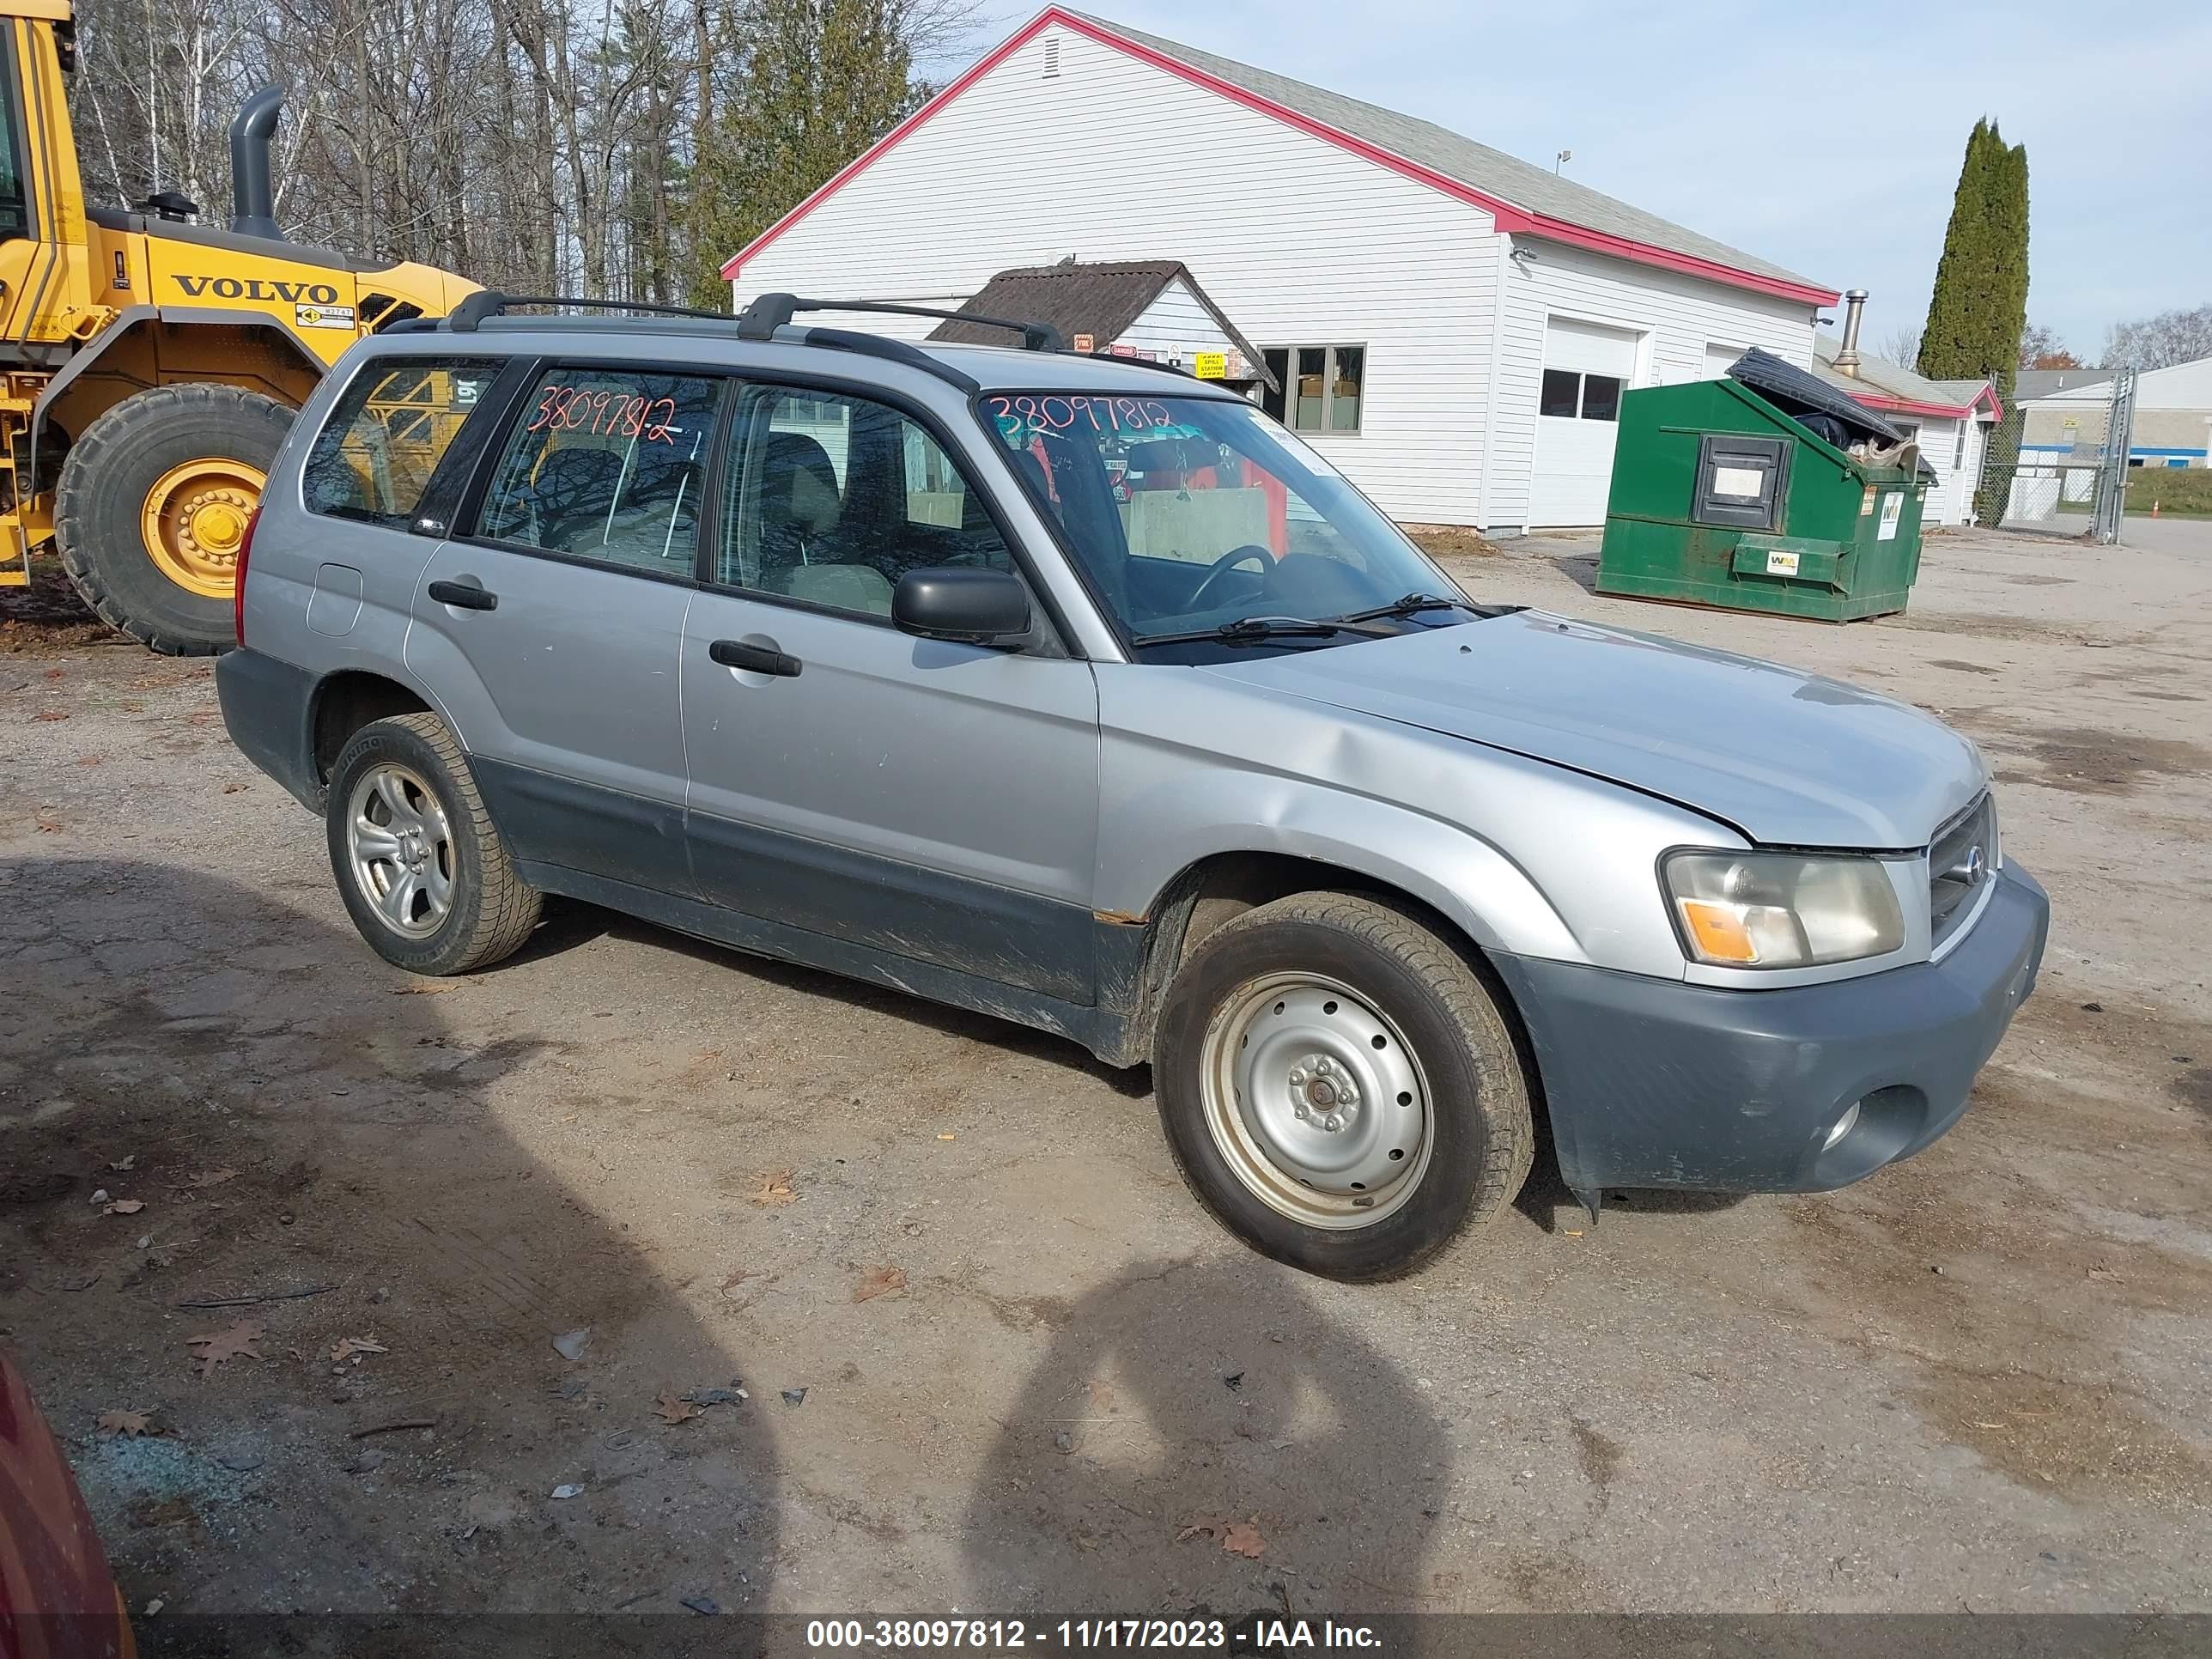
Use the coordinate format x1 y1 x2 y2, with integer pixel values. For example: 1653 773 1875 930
709 638 802 678
427 580 498 611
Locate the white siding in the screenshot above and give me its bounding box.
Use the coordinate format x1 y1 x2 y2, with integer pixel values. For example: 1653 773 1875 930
1117 279 1237 365
734 26 1501 524
1907 414 1968 526
1492 239 1817 527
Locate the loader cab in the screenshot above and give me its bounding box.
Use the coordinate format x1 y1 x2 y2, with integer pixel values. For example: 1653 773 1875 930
0 8 94 352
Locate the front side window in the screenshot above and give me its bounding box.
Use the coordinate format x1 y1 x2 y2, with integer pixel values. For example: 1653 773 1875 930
717 384 1012 617
986 391 1463 653
1261 344 1365 434
302 357 501 526
476 368 721 576
0 31 28 240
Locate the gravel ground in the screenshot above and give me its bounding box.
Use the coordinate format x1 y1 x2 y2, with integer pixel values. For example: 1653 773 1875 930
2 523 2208 1620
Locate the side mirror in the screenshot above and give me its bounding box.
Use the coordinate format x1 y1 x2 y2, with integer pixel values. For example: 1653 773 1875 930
892 567 1032 644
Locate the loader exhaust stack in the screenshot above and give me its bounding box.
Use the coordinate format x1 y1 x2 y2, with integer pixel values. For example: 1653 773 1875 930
228 86 283 240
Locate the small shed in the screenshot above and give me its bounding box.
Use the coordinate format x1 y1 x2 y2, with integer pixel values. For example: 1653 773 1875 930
928 259 1276 392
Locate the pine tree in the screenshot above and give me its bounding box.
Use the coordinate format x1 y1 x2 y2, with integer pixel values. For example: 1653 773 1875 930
1918 119 2029 391
684 0 918 307
1917 118 2030 522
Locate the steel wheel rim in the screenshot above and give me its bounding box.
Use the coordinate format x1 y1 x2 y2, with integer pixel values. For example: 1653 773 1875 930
1199 971 1434 1230
346 764 453 939
139 459 267 599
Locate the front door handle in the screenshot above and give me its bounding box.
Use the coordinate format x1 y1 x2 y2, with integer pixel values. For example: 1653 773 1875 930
709 638 802 678
427 579 498 611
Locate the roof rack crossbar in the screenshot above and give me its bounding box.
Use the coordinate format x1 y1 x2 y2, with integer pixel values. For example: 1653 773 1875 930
738 292 1065 352
798 327 981 396
446 291 737 332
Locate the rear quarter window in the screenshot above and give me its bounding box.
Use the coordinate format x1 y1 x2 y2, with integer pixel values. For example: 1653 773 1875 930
301 357 501 527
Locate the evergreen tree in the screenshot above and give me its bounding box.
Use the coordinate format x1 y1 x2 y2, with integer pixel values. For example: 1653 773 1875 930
684 0 920 307
1917 118 2031 522
1917 118 2029 392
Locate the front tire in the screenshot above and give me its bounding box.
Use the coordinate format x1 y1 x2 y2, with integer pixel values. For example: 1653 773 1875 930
326 714 541 975
55 383 295 656
1154 892 1534 1280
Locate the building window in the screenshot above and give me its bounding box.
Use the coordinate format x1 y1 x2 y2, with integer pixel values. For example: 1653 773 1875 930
1261 343 1365 434
1954 424 1968 470
1540 368 1623 422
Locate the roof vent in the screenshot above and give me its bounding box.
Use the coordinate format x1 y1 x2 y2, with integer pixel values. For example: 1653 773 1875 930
1042 34 1060 77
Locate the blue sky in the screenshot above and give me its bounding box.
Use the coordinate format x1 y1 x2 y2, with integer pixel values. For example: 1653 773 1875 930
960 3 2211 363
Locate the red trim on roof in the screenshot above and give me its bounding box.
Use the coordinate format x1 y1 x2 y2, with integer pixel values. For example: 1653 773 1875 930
1849 387 2002 421
721 7 1840 308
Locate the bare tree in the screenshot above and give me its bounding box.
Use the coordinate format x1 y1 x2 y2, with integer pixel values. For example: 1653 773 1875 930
2105 304 2212 372
67 0 983 304
1877 325 1920 368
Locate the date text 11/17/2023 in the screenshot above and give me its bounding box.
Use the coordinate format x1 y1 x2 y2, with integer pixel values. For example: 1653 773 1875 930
804 1617 1385 1651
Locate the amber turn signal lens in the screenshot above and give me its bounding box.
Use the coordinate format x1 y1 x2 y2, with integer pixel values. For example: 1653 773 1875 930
1678 899 1759 963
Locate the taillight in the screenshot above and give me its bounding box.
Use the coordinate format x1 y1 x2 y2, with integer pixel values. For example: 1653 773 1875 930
233 506 261 648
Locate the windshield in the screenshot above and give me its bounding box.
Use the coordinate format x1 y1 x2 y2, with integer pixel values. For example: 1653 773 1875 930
981 392 1464 648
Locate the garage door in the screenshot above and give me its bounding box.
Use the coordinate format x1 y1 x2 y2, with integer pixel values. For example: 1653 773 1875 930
1530 319 1640 526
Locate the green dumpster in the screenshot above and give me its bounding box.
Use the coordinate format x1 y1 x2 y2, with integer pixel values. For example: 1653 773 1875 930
1596 349 1932 622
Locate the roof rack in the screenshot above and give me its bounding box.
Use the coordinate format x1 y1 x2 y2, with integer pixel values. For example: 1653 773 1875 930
736 293 1065 352
443 292 737 332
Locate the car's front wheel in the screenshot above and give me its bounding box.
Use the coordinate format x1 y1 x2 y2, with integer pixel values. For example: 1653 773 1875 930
325 713 541 975
1154 892 1534 1280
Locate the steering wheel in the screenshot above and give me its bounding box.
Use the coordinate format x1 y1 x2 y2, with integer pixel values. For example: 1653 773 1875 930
1186 544 1275 612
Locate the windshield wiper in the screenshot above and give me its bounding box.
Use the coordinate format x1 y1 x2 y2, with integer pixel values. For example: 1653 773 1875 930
1329 591 1482 624
1131 616 1388 648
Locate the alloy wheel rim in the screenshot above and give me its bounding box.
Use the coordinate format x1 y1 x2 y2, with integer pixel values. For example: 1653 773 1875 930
346 764 453 939
1198 971 1433 1230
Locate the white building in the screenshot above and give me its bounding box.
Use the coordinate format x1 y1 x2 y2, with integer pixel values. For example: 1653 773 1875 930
720 6 1840 532
1807 337 2001 526
2018 356 2212 471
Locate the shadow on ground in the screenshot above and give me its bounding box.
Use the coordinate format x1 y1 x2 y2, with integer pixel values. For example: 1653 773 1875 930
0 860 778 1628
962 1258 1449 1618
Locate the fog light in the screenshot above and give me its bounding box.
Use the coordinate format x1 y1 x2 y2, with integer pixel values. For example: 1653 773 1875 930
1822 1100 1862 1151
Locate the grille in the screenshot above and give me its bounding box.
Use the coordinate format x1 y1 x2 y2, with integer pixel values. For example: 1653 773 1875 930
1929 793 1996 948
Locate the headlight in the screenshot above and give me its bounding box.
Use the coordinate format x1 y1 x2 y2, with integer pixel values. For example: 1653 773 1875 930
1662 850 1905 969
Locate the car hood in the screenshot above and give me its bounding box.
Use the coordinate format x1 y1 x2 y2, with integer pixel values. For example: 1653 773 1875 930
1204 610 1985 848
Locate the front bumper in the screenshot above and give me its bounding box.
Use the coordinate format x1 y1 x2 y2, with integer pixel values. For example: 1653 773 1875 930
1492 864 2049 1195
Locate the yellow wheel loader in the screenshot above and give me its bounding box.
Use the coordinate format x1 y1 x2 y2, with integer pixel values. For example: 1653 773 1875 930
1 0 476 653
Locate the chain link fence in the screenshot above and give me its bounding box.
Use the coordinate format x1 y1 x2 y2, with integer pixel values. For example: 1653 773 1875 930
1977 369 2137 542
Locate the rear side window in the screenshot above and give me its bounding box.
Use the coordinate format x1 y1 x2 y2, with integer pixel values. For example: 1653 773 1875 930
476 367 722 578
301 357 501 526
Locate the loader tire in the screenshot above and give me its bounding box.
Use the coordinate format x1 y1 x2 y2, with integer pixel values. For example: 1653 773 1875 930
55 383 296 656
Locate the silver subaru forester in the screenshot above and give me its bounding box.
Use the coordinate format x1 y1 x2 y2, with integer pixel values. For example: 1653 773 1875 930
218 293 2048 1280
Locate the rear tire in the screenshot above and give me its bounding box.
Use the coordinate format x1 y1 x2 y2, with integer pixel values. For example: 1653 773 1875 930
55 383 295 656
326 714 542 975
1153 892 1534 1281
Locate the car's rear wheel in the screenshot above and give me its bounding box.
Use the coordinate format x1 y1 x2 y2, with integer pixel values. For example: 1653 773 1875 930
325 713 540 975
1154 892 1533 1280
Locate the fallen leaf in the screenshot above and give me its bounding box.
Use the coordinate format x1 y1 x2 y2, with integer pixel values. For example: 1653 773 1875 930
98 1410 153 1437
750 1170 797 1207
36 817 61 833
330 1336 388 1364
187 1168 238 1189
108 1155 136 1172
103 1199 145 1216
32 708 66 721
222 782 246 793
1220 1520 1267 1559
653 1393 702 1426
388 981 458 996
852 1265 906 1304
1176 1512 1267 1559
185 1319 264 1378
